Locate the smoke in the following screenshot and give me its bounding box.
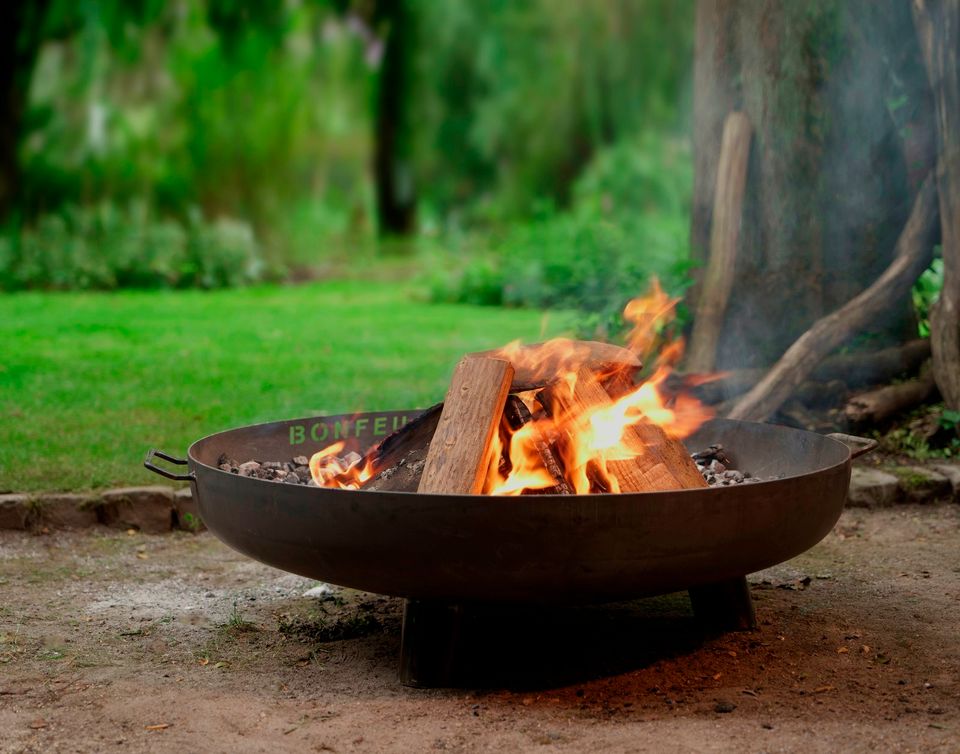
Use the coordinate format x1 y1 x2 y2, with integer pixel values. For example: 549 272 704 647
691 0 935 376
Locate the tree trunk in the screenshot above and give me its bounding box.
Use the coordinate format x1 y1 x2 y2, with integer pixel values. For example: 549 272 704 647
913 0 960 409
373 0 417 237
0 1 49 223
728 175 939 422
689 0 933 370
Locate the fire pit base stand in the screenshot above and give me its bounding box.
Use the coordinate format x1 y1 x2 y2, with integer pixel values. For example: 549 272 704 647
399 600 467 688
397 577 757 688
688 576 757 632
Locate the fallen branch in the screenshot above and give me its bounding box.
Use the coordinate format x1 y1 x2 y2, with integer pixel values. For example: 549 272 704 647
728 174 940 422
844 369 938 426
689 339 930 405
686 112 752 372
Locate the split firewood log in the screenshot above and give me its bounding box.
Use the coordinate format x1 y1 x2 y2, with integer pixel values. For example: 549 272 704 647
537 366 707 493
418 356 514 495
478 339 642 392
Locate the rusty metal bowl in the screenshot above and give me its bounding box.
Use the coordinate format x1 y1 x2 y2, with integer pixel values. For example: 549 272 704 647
146 411 865 605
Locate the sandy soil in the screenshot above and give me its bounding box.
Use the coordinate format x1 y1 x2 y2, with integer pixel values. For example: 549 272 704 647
1 504 958 753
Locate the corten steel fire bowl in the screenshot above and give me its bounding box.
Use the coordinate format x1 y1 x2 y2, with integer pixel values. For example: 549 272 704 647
146 410 874 687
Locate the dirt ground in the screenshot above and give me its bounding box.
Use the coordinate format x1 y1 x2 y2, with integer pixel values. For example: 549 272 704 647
1 504 958 754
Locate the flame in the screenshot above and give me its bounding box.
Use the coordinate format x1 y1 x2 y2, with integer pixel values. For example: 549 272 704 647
484 280 714 496
308 440 376 489
306 279 713 495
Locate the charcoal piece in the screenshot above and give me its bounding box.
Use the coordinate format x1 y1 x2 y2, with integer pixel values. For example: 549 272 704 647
362 404 443 493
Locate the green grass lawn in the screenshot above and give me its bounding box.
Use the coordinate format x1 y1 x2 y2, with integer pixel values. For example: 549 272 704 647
0 281 572 492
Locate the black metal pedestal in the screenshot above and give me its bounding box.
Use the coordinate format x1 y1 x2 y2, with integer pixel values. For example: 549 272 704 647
399 599 467 687
687 576 757 632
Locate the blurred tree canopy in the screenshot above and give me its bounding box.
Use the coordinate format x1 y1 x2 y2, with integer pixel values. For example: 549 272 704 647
1 0 694 288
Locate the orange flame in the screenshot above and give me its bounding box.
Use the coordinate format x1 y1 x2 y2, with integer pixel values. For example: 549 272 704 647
308 440 376 489
308 279 713 495
485 280 713 495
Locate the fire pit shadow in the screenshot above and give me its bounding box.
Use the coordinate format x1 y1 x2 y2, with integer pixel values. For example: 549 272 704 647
400 593 709 691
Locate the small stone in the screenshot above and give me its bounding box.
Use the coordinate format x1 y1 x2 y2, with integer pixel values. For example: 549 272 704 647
292 456 309 466
847 467 899 508
714 700 737 713
33 493 98 529
237 461 260 477
303 583 336 599
928 463 960 499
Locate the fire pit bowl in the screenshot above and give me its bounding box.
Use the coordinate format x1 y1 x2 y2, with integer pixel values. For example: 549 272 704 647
146 410 871 686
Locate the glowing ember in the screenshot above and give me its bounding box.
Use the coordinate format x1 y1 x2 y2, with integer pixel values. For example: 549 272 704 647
308 440 375 489
309 279 714 493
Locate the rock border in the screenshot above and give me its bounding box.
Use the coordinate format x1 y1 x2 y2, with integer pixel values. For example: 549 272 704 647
0 487 203 534
1 461 957 532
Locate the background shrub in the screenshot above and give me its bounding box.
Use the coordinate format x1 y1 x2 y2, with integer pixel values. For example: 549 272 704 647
0 203 264 291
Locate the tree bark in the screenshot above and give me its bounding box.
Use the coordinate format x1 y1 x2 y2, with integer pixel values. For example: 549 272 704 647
0 1 49 223
913 0 960 409
373 0 417 237
689 0 932 368
686 111 751 373
690 0 739 282
728 174 940 422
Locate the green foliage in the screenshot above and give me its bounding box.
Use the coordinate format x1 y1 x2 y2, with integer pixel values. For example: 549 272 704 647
941 409 960 432
21 0 376 268
413 0 694 218
912 253 943 337
0 203 264 290
430 133 695 337
874 402 960 460
13 0 695 289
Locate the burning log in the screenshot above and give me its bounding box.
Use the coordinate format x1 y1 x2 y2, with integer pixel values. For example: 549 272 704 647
501 395 572 495
479 340 642 392
537 367 708 493
418 356 514 495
